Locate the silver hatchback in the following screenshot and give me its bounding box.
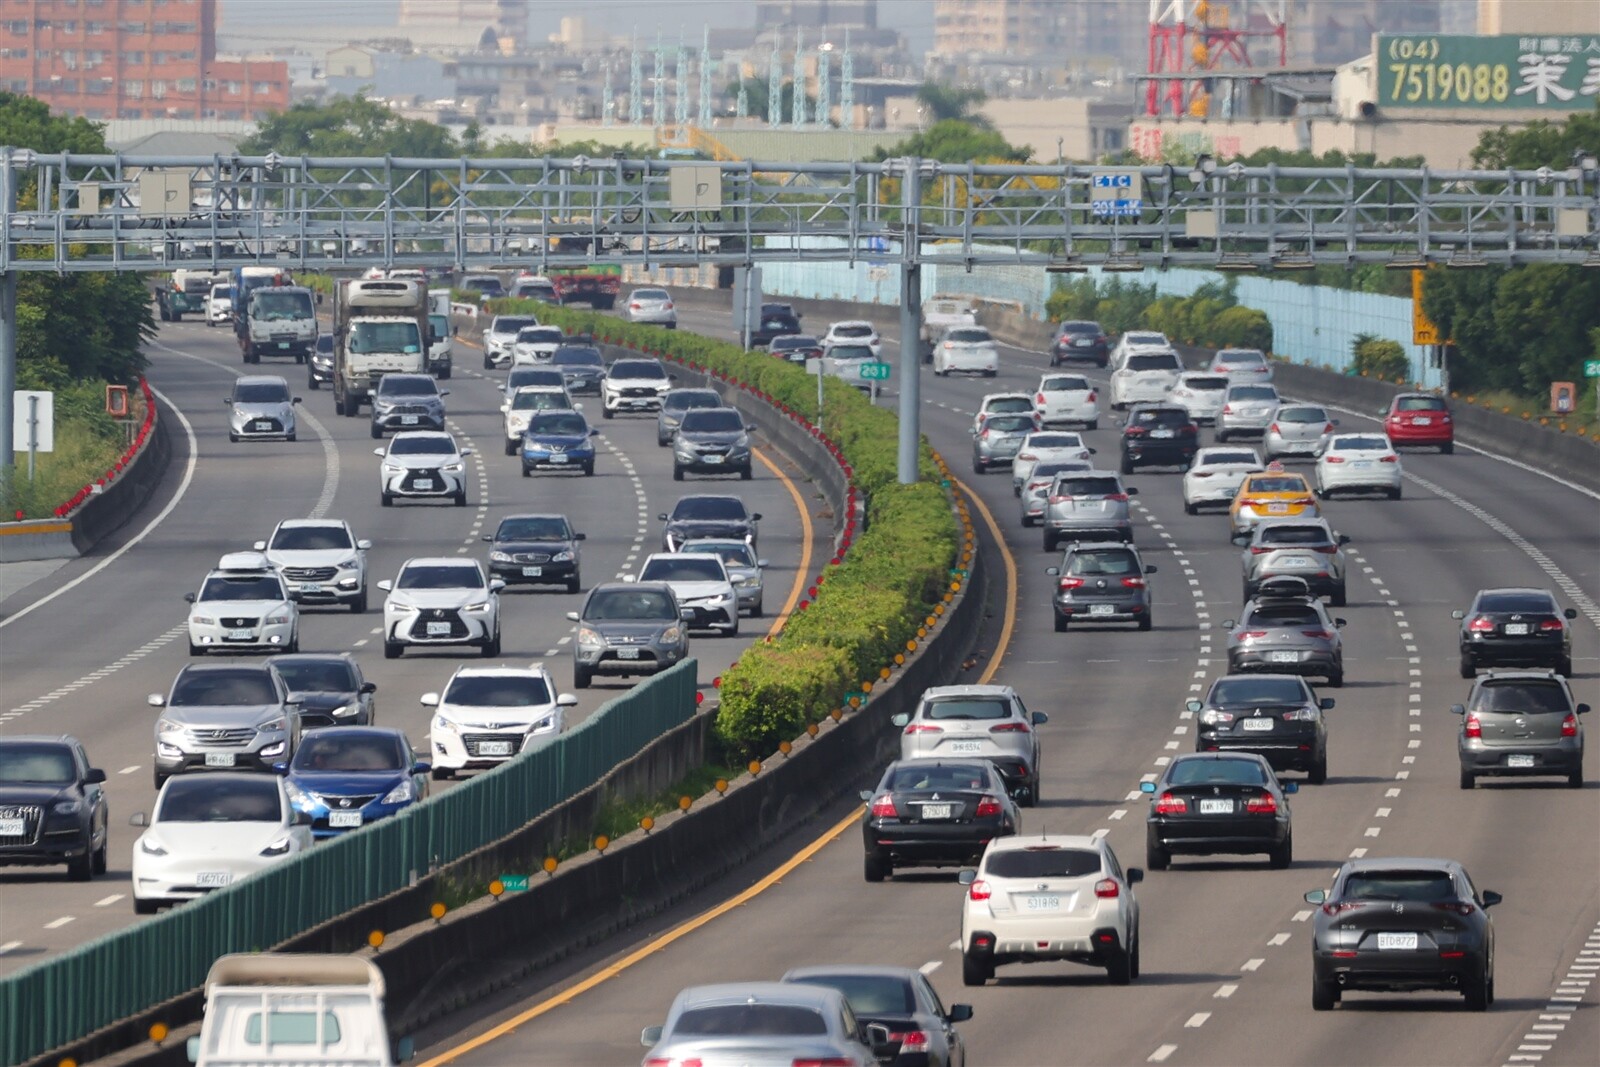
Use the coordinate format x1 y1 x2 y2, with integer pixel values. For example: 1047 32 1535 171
1224 579 1346 687
1216 383 1282 441
1263 404 1337 460
1042 470 1137 551
1241 519 1350 605
1046 540 1156 632
891 685 1048 805
1455 670 1588 789
972 413 1035 473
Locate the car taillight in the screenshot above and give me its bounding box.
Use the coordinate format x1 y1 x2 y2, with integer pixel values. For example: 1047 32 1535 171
980 429 991 439
1268 422 1280 435
1433 901 1476 916
1250 546 1272 554
1124 426 1147 437
1059 576 1085 590
890 1030 931 1053
1238 498 1262 508
1037 392 1047 404
1301 630 1334 640
1293 497 1315 507
869 794 899 818
1238 630 1268 639
1222 404 1234 414
990 722 1030 733
1154 792 1187 814
1019 453 1036 462
793 1059 854 1067
1379 455 1399 463
1106 492 1129 502
1086 390 1097 402
629 302 641 310
1121 576 1146 589
1245 793 1278 814
663 301 673 309
975 797 1002 818
1049 494 1073 504
1562 713 1579 738
1467 616 1495 633
968 878 992 901
1313 545 1339 554
1094 878 1120 898
1539 618 1564 631
1464 714 1482 739
1324 455 1345 464
903 723 943 734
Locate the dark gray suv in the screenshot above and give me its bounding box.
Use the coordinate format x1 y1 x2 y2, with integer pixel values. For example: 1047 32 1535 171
1046 541 1156 632
1454 670 1588 789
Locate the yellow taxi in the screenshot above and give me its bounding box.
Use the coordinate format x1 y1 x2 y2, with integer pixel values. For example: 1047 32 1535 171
1228 463 1320 542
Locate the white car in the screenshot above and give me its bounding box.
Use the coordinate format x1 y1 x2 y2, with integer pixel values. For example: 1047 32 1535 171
376 431 472 507
483 313 541 368
958 834 1143 987
1033 372 1099 429
1182 446 1264 515
1315 432 1403 500
1011 431 1094 494
602 357 672 418
1209 347 1274 383
1109 350 1183 411
378 558 503 659
1169 372 1231 425
130 773 311 913
227 375 299 442
186 551 299 655
206 284 233 326
421 664 576 780
1109 331 1172 369
973 392 1035 435
511 325 565 365
933 326 999 377
823 320 882 358
624 287 677 327
502 385 576 454
635 552 739 635
253 519 371 613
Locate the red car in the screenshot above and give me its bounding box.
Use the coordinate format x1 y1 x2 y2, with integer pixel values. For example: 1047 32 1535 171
1383 393 1454 453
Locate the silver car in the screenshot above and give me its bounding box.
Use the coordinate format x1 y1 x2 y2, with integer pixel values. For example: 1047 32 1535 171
682 538 767 617
825 342 877 390
1216 383 1282 441
1223 577 1346 687
1047 540 1156 632
624 287 677 327
369 373 446 439
1242 519 1350 605
567 582 691 689
971 413 1034 474
642 983 889 1067
1263 404 1336 460
227 375 299 442
1209 347 1274 383
1455 670 1588 789
1041 469 1137 550
1019 459 1094 527
148 663 300 789
657 388 723 446
891 684 1048 805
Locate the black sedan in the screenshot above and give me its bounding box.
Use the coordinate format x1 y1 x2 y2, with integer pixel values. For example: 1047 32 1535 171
660 494 760 553
783 964 973 1067
1305 858 1500 1011
483 513 584 593
1142 752 1296 870
1454 586 1577 677
1190 673 1332 783
751 303 803 347
860 759 1019 882
267 652 377 728
1051 320 1109 366
769 334 824 363
0 735 109 880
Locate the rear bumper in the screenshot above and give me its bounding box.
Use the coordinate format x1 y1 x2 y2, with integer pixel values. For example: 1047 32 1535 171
1461 743 1582 775
966 925 1125 968
1313 951 1482 993
1460 638 1567 667
1148 817 1287 853
1197 733 1322 771
1123 442 1196 466
864 822 1003 867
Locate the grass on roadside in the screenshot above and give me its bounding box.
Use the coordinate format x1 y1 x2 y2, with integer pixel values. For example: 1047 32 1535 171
1455 387 1600 439
0 404 139 520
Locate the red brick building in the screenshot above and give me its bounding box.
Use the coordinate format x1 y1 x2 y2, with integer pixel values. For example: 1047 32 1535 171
0 0 288 121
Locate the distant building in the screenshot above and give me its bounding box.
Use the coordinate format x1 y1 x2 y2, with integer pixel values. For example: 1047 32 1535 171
756 1 878 31
398 0 525 48
932 0 1066 58
1478 0 1599 35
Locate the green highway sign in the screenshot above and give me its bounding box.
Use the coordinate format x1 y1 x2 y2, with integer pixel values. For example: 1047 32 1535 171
497 874 530 892
858 362 892 381
1585 360 1600 379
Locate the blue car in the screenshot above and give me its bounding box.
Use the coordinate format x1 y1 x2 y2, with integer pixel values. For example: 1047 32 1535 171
282 727 430 839
521 409 598 476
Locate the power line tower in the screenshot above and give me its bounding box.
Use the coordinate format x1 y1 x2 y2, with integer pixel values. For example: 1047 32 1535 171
1145 0 1288 117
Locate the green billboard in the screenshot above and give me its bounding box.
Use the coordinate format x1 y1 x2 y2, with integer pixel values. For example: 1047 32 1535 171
1376 34 1600 111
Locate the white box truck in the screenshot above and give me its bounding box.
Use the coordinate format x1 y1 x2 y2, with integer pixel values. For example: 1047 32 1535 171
332 279 428 417
426 288 454 379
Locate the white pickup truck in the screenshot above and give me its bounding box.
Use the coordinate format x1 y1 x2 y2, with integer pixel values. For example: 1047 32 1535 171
919 294 980 359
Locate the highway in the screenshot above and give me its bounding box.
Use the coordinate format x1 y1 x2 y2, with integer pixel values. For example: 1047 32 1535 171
0 317 826 975
404 295 1599 1067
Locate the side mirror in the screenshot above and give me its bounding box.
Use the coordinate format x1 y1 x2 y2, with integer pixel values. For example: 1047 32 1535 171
1126 868 1144 884
1577 703 1591 715
396 1036 416 1062
85 768 107 785
411 762 432 776
420 692 440 706
183 592 196 604
1185 698 1203 712
1319 697 1335 710
1088 447 1097 454
489 579 506 592
1030 711 1049 725
574 532 587 541
566 611 580 622
224 396 233 405
746 423 758 432
186 1035 200 1063
1282 780 1299 794
1045 566 1060 576
1449 703 1466 715
1480 890 1503 909
373 447 386 456
859 789 874 801
1303 888 1327 904
148 694 166 707
292 397 302 405
957 869 977 885
556 693 578 707
640 1025 663 1047
460 448 473 457
1126 486 1139 496
1139 781 1156 794
481 534 494 542
589 429 599 437
947 1004 974 1023
376 580 393 591
756 558 769 568
357 539 373 550
890 713 909 728
657 513 668 521
1450 609 1465 620
622 575 638 584
1222 619 1236 629
129 812 149 827
252 540 267 550
752 513 763 521
1565 608 1579 620
453 325 460 335
360 681 377 694
1334 618 1347 628
1337 534 1351 545
439 390 450 397
1145 564 1158 574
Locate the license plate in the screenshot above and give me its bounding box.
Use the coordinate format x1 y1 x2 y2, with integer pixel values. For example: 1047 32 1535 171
252 420 272 431
401 415 419 425
706 454 724 462
1269 651 1299 663
299 582 323 593
413 479 435 490
1198 799 1234 814
0 819 24 836
1412 417 1432 425
479 741 513 756
549 453 568 463
920 804 953 820
522 566 543 577
617 647 642 659
1151 428 1174 439
425 622 451 636
1506 754 1535 768
1352 461 1372 469
1242 717 1275 731
277 342 290 349
204 752 236 767
1024 894 1061 911
1503 623 1529 635
227 628 253 641
1377 932 1419 951
1268 503 1289 514
328 811 363 828
948 740 983 754
196 871 233 887
1281 556 1313 567
1089 604 1116 616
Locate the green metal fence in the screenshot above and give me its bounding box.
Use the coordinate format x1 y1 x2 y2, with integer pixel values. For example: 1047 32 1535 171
0 658 699 1066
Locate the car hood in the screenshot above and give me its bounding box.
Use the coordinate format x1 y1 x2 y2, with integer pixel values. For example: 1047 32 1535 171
0 783 76 806
435 703 561 728
232 402 292 418
588 620 676 640
161 704 283 728
267 548 358 568
608 375 670 386
373 395 442 409
654 579 731 599
384 453 459 468
493 539 573 556
288 770 408 796
524 433 592 448
192 598 289 617
145 821 287 856
666 520 752 540
286 690 358 712
387 588 491 609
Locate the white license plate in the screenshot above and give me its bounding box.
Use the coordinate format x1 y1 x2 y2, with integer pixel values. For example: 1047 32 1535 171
227 628 254 641
1268 503 1289 513
1506 754 1535 768
413 479 435 490
705 454 724 462
252 421 273 431
400 415 419 425
425 622 451 636
1198 799 1234 814
617 647 642 659
920 804 953 819
1351 461 1372 469
277 342 291 349
1242 717 1276 732
328 811 363 828
948 740 983 754
1281 556 1313 568
299 582 323 593
1503 623 1530 635
1024 894 1061 911
1151 428 1174 438
479 741 513 756
1377 932 1419 951
196 871 233 887
1412 417 1432 425
1269 651 1299 663
522 566 543 577
0 819 25 836
549 453 568 463
204 752 236 767
1089 604 1116 615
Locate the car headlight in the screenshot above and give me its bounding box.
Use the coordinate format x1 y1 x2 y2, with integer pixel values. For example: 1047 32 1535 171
139 836 168 857
674 443 695 457
527 716 555 735
551 550 574 563
331 703 359 718
53 800 82 815
157 718 183 734
489 550 513 562
156 741 182 759
661 626 682 644
259 741 287 758
284 780 311 809
190 615 215 626
259 835 293 857
266 612 292 625
382 463 403 474
442 462 464 473
577 626 603 647
433 713 459 734
738 576 761 588
464 599 493 613
259 717 287 733
381 779 415 805
337 558 361 571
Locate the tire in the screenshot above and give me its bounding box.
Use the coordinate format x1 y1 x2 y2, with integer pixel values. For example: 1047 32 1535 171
228 432 239 443
350 590 367 614
481 631 501 657
1184 502 1197 515
153 771 168 791
1311 973 1339 1011
961 953 991 987
286 634 299 654
67 851 93 882
567 575 581 594
1138 613 1153 632
383 640 402 660
453 490 467 507
1021 514 1036 528
673 465 684 481
1330 585 1347 608
1440 441 1454 455
381 492 393 508
334 395 346 416
983 369 997 378
1309 753 1328 785
863 853 889 883
1458 653 1475 679
1043 532 1056 552
1567 768 1583 789
657 434 669 447
1269 834 1293 869
1146 841 1170 871
972 458 985 474
584 461 595 476
1325 668 1343 688
370 423 382 439
1106 945 1133 986
1459 768 1475 790
1054 612 1068 632
1086 420 1098 431
1120 456 1133 475
1388 486 1402 500
438 367 451 380
751 599 763 618
188 642 202 657
573 665 592 690
308 377 319 391
134 897 161 915
1216 430 1230 443
1557 655 1573 677
1242 580 1256 603
521 465 531 478
725 615 740 638
1463 968 1490 1012
602 406 614 420
483 353 493 369
504 437 516 456
740 465 752 481
92 841 107 876
286 433 296 442
431 767 454 782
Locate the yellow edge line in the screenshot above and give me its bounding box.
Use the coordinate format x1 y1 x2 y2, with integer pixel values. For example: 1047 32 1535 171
948 475 1017 685
0 522 72 536
753 446 813 638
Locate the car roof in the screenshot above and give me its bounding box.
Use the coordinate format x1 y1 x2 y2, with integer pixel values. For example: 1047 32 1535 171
215 550 275 572
829 319 874 329
511 384 569 395
1474 587 1553 597
1476 669 1566 682
784 964 921 982
268 652 357 665
176 661 277 676
981 392 1032 403
399 556 482 569
498 512 568 522
1063 539 1138 551
1168 751 1270 766
0 735 80 746
299 725 406 741
644 552 724 564
390 430 454 442
234 374 289 388
589 580 676 595
674 982 843 1011
1211 672 1308 685
1127 402 1186 412
444 663 553 679
274 518 349 529
921 684 1017 699
987 833 1100 852
1339 857 1463 874
674 494 747 506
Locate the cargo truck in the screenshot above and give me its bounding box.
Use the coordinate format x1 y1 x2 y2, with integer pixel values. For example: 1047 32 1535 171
230 267 295 347
426 288 454 379
240 284 318 364
156 269 229 322
332 279 428 417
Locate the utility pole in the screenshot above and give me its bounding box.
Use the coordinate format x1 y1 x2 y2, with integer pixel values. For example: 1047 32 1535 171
0 150 16 481
897 157 923 485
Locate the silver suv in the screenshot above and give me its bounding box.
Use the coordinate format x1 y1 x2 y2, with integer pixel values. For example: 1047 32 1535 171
567 582 692 689
891 685 1048 806
1241 519 1350 606
148 663 300 790
1224 577 1346 687
1046 541 1156 632
1041 470 1137 551
1216 383 1282 441
369 373 446 439
1454 670 1588 790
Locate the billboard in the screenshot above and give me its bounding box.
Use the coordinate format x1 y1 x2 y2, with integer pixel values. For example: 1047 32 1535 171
1376 34 1600 111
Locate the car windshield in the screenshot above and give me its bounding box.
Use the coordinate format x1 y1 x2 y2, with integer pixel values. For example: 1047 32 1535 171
428 314 448 339
442 674 552 707
1202 452 1259 466
211 286 233 299
665 391 722 413
986 416 1033 434
0 744 75 784
1042 376 1090 392
269 525 353 552
1066 549 1138 576
1184 376 1229 391
632 289 669 301
1396 396 1446 412
528 412 587 436
348 321 420 355
1125 333 1166 346
1131 408 1187 427
833 324 873 338
1276 407 1325 423
1025 434 1082 450
553 348 603 367
234 383 289 404
492 317 538 335
1231 386 1279 401
1470 682 1571 714
986 847 1101 879
315 336 334 353
157 777 281 823
271 660 355 693
1209 677 1309 705
170 669 277 706
199 574 284 601
511 391 567 412
687 541 754 568
516 328 563 344
293 734 405 772
1059 321 1100 334
1244 604 1323 627
1056 476 1122 496
496 517 569 541
1127 354 1180 372
1219 350 1265 364
397 565 483 590
377 377 436 397
388 436 454 456
674 1005 827 1037
585 589 675 621
611 361 667 380
681 410 744 434
922 698 1009 721
672 498 747 521
1246 476 1308 493
642 557 725 583
1477 592 1556 613
792 974 915 1015
772 336 816 350
1341 870 1457 902
507 369 565 389
946 328 991 344
1331 437 1388 451
1167 758 1269 787
252 291 312 319
1258 525 1331 545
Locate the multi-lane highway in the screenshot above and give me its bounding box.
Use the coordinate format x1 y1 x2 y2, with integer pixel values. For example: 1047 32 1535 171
0 316 826 975
403 295 1598 1067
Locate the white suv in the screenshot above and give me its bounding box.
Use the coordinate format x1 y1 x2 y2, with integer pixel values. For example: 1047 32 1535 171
1109 350 1184 411
253 518 371 613
420 664 576 780
958 834 1143 987
602 358 672 418
891 685 1047 806
186 552 299 655
377 558 503 659
511 325 565 365
483 314 540 368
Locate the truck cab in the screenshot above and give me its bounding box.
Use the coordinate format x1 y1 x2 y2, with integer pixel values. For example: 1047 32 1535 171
242 285 318 365
332 279 427 417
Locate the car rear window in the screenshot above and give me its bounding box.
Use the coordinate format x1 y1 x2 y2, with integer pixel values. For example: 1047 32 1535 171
1204 451 1259 466
1231 386 1279 401
1246 476 1308 493
946 328 991 344
1026 434 1082 449
1066 549 1138 576
235 382 290 403
1184 376 1229 391
1167 759 1269 787
1396 396 1446 412
986 416 1033 433
922 698 1010 721
834 324 873 338
1209 677 1309 705
1245 605 1322 626
1259 525 1331 545
1470 682 1571 714
1127 354 1180 372
1219 350 1265 364
1059 321 1101 334
1275 407 1326 423
674 1005 827 1037
1041 376 1090 391
1331 436 1388 451
1477 593 1556 613
886 763 993 792
1130 408 1187 427
986 397 1032 413
790 974 914 1015
986 847 1102 879
1340 870 1457 902
1056 476 1122 496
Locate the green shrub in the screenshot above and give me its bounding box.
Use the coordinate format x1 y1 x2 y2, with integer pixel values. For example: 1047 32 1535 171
1209 306 1273 352
713 645 855 756
1351 333 1411 380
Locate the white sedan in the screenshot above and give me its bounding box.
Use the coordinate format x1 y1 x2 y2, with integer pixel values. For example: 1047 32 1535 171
1011 432 1094 494
933 326 999 377
1315 433 1403 499
823 320 882 358
1182 446 1264 515
422 665 575 780
1033 372 1099 429
130 773 311 913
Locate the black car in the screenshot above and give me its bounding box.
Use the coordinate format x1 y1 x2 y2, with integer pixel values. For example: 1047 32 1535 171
1051 320 1109 366
266 653 377 728
751 303 803 347
482 513 584 593
672 407 756 481
783 965 973 1067
551 344 605 394
769 334 824 363
1190 673 1332 783
660 494 761 552
1120 404 1200 472
860 759 1019 882
1306 858 1500 1011
0 735 109 881
1453 587 1577 677
307 334 335 389
1142 752 1296 870
502 365 567 396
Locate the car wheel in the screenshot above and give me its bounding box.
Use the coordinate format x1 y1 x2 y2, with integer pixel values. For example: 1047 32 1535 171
286 634 299 654
439 367 451 380
1043 532 1055 552
1567 767 1583 789
1464 968 1490 1012
1325 668 1343 688
431 766 454 781
482 631 501 657
1184 502 1197 515
657 434 669 447
1129 928 1141 979
228 432 239 443
92 840 107 876
1119 456 1133 475
1053 612 1069 633
672 465 684 481
584 461 595 476
1311 973 1340 1011
453 491 467 507
1458 654 1475 679
983 369 997 378
381 492 393 507
483 353 493 369
751 599 763 618
602 407 614 419
1330 585 1347 608
286 432 296 442
1242 580 1256 603
1557 655 1573 677
1269 834 1293 869
863 853 889 883
67 851 93 882
1440 441 1454 454
1086 420 1098 431
383 640 402 660
350 590 367 614
961 954 991 987
308 377 319 391
573 665 592 690
1459 768 1475 790
153 771 168 791
369 423 382 439
1106 945 1133 986
566 575 581 594
740 465 752 481
1021 513 1035 527
1216 430 1229 443
1138 613 1153 632
1309 753 1328 785
972 458 985 474
188 642 202 657
1146 840 1170 871
1388 486 1402 500
504 437 516 456
134 897 162 915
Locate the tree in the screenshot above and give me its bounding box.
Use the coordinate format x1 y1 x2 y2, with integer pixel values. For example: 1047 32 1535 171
871 120 1030 165
240 94 456 158
1472 102 1600 168
914 82 990 128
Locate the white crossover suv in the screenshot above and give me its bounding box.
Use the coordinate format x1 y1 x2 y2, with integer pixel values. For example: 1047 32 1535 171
378 558 503 659
421 664 576 780
185 551 299 655
254 518 371 613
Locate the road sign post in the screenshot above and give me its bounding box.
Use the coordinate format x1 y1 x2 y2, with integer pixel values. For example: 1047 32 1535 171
1586 359 1600 414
